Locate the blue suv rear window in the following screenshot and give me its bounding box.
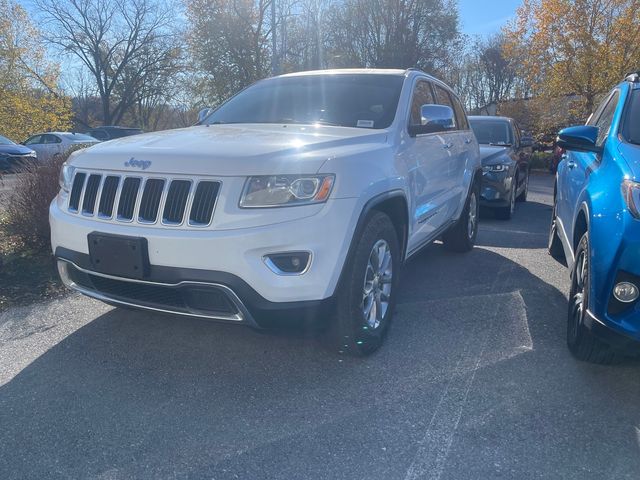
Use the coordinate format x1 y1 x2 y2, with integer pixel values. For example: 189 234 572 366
624 90 640 145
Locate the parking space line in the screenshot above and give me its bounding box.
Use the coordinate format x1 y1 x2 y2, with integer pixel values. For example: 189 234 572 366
403 290 529 480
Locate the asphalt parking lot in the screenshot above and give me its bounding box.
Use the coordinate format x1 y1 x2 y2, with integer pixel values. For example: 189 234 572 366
1 172 639 479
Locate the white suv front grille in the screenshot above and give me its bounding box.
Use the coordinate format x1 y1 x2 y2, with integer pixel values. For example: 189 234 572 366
67 171 221 227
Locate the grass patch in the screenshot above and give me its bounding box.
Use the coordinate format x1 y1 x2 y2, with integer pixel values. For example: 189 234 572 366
0 212 66 311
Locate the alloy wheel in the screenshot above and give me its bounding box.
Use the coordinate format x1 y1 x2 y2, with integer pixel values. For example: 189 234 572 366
569 249 587 342
362 239 393 329
468 191 478 240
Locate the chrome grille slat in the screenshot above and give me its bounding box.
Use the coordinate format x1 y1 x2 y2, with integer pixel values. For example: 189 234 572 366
138 179 165 223
117 177 141 221
81 174 102 215
68 173 87 212
67 172 219 228
163 180 191 225
189 181 220 226
98 176 120 218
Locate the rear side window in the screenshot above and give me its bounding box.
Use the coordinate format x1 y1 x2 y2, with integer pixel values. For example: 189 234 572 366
624 90 640 145
450 95 469 130
433 84 457 129
409 80 436 125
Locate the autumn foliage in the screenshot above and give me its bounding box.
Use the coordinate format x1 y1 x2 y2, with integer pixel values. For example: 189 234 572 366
0 0 71 142
504 0 640 120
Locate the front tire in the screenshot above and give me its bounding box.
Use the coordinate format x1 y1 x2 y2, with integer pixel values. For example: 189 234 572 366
548 201 565 263
567 233 620 364
442 181 480 252
332 211 400 356
495 177 516 220
516 170 528 202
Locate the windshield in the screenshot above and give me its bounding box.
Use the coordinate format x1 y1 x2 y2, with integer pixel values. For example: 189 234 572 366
0 135 15 145
469 119 513 145
203 74 404 129
624 90 640 145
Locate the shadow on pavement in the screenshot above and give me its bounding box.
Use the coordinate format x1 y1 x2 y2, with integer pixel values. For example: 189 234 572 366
3 241 639 479
476 200 552 249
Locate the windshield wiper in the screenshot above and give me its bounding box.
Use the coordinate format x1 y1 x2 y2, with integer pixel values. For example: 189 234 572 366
489 142 512 147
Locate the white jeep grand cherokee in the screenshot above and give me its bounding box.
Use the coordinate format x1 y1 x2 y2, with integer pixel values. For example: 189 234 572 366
51 69 481 355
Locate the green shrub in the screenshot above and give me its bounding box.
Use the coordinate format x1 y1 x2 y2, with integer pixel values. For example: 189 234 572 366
2 147 82 250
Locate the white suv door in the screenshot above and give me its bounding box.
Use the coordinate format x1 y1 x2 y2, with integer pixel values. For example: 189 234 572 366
432 83 470 220
402 78 452 253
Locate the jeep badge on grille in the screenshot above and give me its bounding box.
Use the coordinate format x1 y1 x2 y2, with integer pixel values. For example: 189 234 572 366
124 157 151 170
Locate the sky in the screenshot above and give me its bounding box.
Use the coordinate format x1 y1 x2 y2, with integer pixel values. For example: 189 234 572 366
458 0 523 36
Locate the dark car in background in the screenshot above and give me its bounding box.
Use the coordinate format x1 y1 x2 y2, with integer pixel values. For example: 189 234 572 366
469 115 532 220
0 134 37 173
86 126 143 141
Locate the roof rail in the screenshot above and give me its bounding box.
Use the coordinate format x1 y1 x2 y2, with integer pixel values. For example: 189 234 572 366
625 72 640 82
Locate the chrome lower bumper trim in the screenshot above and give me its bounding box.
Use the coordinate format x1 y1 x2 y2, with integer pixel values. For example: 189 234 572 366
57 259 258 327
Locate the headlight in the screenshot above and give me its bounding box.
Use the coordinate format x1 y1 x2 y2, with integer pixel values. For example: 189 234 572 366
482 164 508 173
240 174 335 208
622 179 640 218
59 163 76 193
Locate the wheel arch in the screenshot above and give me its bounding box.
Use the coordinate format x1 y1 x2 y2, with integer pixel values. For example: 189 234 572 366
333 190 409 298
573 204 590 252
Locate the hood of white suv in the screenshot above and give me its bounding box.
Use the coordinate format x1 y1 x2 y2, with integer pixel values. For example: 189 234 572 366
69 124 388 176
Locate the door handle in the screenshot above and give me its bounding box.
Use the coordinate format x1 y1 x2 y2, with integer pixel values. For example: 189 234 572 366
464 138 473 144
443 143 453 149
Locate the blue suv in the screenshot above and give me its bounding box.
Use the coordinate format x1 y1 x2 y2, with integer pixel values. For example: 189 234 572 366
549 72 640 364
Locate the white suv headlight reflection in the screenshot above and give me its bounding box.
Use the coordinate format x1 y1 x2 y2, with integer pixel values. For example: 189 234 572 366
482 164 508 173
240 174 335 208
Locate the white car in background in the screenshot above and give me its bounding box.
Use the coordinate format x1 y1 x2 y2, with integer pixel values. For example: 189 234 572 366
23 132 99 162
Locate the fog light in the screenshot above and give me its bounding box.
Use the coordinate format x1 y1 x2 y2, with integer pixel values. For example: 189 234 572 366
613 282 639 303
264 252 311 275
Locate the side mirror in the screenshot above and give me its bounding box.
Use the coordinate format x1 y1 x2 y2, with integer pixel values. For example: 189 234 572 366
556 125 601 154
197 107 213 124
408 104 455 137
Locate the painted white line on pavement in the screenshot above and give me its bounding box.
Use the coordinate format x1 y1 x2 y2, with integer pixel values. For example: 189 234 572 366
403 290 529 480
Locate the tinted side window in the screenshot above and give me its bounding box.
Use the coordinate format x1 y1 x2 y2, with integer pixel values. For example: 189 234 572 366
410 80 435 125
89 130 109 141
24 135 42 145
450 94 469 130
593 91 620 146
433 84 457 129
43 134 61 144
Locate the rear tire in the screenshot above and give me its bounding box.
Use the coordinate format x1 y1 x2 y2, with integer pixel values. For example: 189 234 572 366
567 233 621 364
331 211 400 356
442 181 480 252
548 201 565 263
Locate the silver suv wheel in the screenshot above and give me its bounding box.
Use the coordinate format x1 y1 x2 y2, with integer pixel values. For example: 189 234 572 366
362 239 393 329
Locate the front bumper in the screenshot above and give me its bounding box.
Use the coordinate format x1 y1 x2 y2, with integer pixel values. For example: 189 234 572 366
480 172 512 208
50 195 359 305
583 309 640 355
55 252 335 328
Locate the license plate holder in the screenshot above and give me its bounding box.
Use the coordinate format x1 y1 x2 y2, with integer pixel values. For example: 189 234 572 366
88 232 149 279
